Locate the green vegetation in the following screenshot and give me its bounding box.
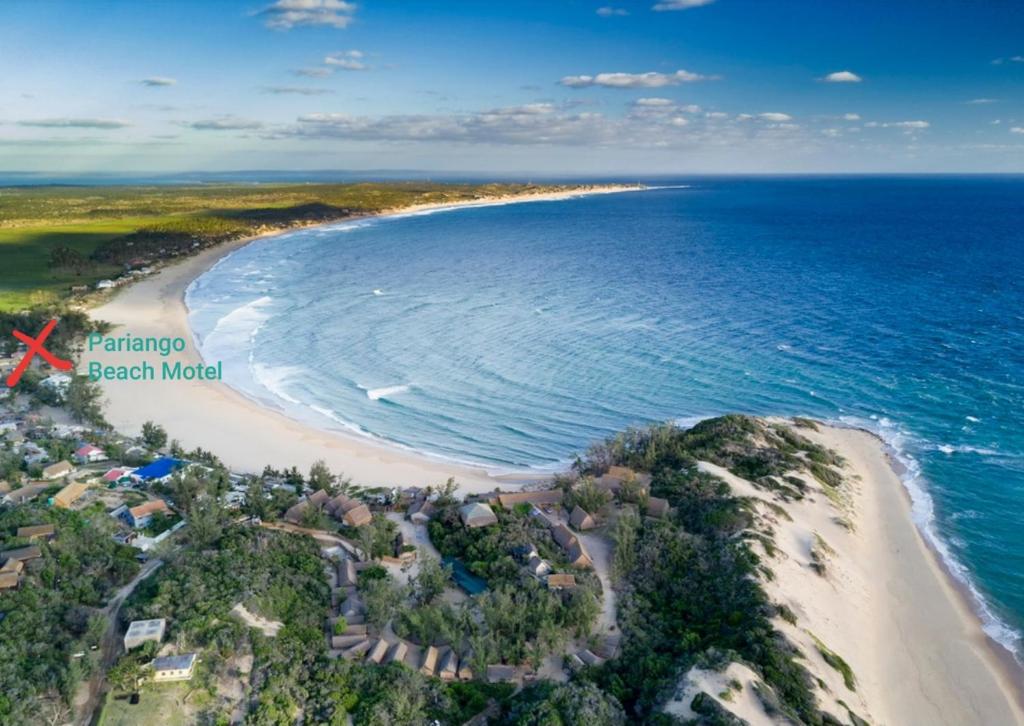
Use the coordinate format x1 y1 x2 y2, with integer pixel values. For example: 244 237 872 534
0 506 140 725
0 182 580 311
500 681 627 725
117 517 519 724
427 501 601 667
812 635 857 692
577 415 842 724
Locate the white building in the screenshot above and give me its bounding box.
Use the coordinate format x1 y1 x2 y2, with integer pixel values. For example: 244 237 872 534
152 653 197 682
124 618 166 650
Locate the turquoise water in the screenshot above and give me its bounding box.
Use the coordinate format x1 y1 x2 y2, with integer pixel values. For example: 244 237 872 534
186 178 1024 660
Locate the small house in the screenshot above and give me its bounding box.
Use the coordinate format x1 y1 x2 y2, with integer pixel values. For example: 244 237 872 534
569 505 596 531
459 502 498 528
15 524 55 541
52 481 90 509
497 490 564 509
486 664 518 683
343 504 372 528
102 467 135 484
407 499 435 524
0 572 19 590
41 460 74 480
73 444 108 464
152 653 197 682
385 640 408 665
0 545 42 564
526 554 551 577
123 499 171 529
365 639 389 664
420 645 439 677
438 649 458 681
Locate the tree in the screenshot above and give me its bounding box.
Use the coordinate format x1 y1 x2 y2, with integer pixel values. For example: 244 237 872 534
170 471 205 515
307 459 335 493
244 477 270 520
434 477 460 506
610 506 640 584
570 475 611 514
188 495 224 548
505 682 627 725
362 577 408 628
48 245 92 275
107 654 147 693
141 421 168 450
65 375 105 426
411 556 451 606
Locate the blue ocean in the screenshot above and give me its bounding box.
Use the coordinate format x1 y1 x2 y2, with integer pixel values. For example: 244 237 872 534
186 178 1024 660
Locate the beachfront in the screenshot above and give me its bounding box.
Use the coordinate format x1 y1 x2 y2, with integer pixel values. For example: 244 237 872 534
83 186 641 491
76 187 1024 724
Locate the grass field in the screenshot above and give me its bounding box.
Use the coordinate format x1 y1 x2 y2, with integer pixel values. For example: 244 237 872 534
98 683 195 726
0 182 565 312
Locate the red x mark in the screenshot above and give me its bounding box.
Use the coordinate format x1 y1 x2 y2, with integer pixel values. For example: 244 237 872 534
6 319 73 388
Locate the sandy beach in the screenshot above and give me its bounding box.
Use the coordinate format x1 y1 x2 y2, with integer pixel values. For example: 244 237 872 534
81 185 1023 723
82 185 641 492
754 423 1023 725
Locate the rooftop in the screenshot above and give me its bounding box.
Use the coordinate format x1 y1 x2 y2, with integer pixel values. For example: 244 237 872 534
153 653 196 671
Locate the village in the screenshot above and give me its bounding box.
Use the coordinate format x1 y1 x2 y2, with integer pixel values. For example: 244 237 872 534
0 360 675 723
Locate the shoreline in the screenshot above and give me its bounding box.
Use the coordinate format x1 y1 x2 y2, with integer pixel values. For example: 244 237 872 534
79 184 1023 720
856 424 1024 714
767 422 1024 725
83 185 643 492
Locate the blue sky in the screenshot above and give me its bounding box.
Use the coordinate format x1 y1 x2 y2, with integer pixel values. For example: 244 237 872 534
2 0 1023 174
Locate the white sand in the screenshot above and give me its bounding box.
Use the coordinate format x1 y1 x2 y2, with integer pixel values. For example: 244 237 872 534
707 421 1024 725
82 186 641 493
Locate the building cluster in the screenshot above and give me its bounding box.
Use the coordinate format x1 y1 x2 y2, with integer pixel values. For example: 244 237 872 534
0 527 49 591
285 489 373 528
122 616 198 682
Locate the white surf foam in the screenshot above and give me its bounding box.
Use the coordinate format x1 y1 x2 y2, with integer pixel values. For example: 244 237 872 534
834 414 1024 663
198 295 273 360
363 383 413 401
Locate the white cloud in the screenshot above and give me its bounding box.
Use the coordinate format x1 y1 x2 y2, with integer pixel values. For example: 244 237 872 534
706 111 728 119
1011 127 1024 135
822 128 841 138
670 117 688 127
262 86 335 95
325 50 367 70
187 117 264 130
140 77 177 87
822 70 862 83
652 0 716 10
261 0 356 30
759 112 792 122
560 69 711 88
596 6 628 16
966 98 997 105
843 113 861 121
17 117 130 129
634 97 674 107
292 67 333 78
865 120 930 129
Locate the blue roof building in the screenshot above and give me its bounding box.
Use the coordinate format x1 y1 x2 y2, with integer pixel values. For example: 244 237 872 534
131 457 184 482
